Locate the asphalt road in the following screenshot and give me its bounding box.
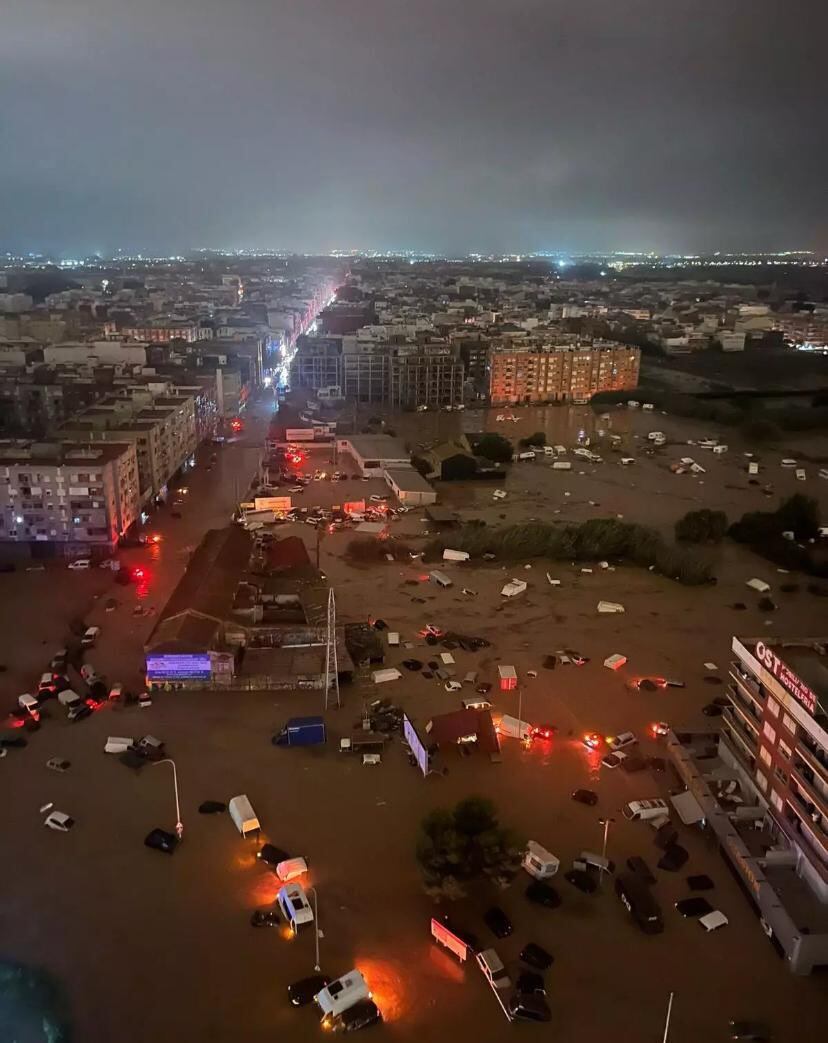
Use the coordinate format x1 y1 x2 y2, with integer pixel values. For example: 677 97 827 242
1 395 825 1043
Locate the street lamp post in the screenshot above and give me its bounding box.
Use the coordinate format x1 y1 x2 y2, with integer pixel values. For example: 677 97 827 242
598 816 614 886
309 887 321 972
154 758 183 839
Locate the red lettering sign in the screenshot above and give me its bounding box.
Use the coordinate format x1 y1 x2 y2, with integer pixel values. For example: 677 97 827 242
754 641 817 715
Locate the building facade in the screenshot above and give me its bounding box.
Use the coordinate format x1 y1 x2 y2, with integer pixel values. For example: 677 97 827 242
0 440 140 552
489 342 641 405
726 636 828 893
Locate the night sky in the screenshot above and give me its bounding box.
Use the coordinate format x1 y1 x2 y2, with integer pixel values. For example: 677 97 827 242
3 0 826 256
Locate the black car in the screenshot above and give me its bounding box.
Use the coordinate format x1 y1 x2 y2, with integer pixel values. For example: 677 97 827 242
516 970 545 996
729 1021 771 1042
525 881 562 909
626 856 656 885
257 842 290 867
334 998 382 1033
702 702 724 717
288 975 331 1007
564 869 598 894
571 788 598 806
508 994 551 1023
520 942 553 971
144 827 178 854
250 908 281 928
675 897 714 918
484 906 513 938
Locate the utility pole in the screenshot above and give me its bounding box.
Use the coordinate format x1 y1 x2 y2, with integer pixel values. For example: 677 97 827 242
324 588 340 710
662 992 674 1043
598 816 615 887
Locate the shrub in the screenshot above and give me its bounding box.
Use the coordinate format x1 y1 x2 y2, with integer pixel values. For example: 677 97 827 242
519 431 546 448
675 509 729 544
473 432 513 463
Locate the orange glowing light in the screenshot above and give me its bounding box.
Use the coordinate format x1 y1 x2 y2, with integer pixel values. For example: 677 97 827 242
354 958 407 1024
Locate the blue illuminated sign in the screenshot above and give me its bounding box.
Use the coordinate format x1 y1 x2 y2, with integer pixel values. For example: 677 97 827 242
146 654 212 681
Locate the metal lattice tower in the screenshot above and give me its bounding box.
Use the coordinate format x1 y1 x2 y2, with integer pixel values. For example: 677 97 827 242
324 587 340 710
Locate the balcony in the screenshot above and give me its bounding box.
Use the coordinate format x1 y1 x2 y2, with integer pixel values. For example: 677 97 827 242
729 663 764 707
799 735 828 780
785 791 828 872
720 719 756 772
792 760 828 820
726 684 762 732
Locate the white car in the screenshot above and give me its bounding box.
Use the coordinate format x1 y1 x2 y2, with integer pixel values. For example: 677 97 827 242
68 559 91 570
607 731 637 751
44 811 74 832
369 495 387 502
601 750 629 769
445 680 463 692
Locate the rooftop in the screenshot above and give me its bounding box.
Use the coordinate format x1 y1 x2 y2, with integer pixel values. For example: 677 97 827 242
383 467 435 494
345 434 409 459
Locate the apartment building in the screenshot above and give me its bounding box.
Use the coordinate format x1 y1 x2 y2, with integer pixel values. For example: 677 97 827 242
291 335 344 391
0 440 140 552
489 342 640 404
387 343 464 409
121 320 201 343
58 391 198 503
726 637 828 891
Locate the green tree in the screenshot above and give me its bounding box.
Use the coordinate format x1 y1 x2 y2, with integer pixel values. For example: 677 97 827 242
519 431 546 448
416 796 522 898
675 508 729 544
473 432 514 463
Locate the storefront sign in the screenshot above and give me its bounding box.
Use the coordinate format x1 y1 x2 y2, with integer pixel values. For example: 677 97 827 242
724 835 761 896
254 497 291 512
754 640 817 715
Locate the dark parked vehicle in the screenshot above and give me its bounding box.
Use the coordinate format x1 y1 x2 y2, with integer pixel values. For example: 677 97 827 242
144 828 178 854
515 970 545 995
571 788 598 806
334 998 382 1033
288 975 331 1007
520 942 553 970
525 881 562 909
564 869 597 894
687 874 715 891
658 844 689 872
258 842 291 867
729 1021 772 1041
702 702 724 717
507 994 551 1023
251 908 281 928
483 906 513 939
675 897 714 918
615 874 664 934
626 856 656 885
620 754 648 773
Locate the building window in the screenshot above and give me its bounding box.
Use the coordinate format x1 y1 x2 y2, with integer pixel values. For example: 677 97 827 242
782 713 797 737
778 739 792 761
770 791 784 814
759 746 772 768
766 697 779 718
762 722 777 745
755 770 768 793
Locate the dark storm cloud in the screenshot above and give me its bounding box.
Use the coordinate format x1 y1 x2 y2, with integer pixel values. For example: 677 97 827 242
2 0 826 255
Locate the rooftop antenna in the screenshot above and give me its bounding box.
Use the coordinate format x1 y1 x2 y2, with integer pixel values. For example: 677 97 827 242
324 587 340 710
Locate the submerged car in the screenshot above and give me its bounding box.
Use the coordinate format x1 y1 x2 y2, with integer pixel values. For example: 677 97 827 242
571 788 598 806
483 906 513 939
287 974 331 1007
525 881 561 909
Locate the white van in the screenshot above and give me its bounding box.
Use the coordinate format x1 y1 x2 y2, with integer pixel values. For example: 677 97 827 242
277 883 314 933
463 696 492 711
104 736 133 754
82 626 100 648
498 714 532 741
623 799 669 822
429 570 453 588
522 840 560 880
552 460 572 471
516 450 536 461
228 794 260 837
315 970 370 1019
276 857 308 882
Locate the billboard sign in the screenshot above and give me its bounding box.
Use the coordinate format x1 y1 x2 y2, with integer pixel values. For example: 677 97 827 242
403 713 429 777
146 653 212 681
754 640 817 715
286 428 315 442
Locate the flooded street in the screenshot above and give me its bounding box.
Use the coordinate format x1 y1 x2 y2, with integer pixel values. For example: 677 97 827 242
1 396 826 1043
